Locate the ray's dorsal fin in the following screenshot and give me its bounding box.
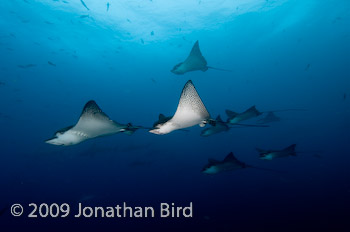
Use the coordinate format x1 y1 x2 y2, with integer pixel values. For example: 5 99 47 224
225 109 238 118
284 144 296 151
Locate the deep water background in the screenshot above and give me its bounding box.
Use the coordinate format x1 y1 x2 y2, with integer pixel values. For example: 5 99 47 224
0 0 349 231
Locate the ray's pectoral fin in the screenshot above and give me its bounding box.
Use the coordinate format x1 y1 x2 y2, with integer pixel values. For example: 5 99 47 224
159 114 166 121
171 41 208 74
46 100 127 146
223 152 246 168
171 62 184 74
171 40 231 74
171 80 210 127
225 109 238 119
150 80 211 135
247 105 263 116
73 100 126 136
284 144 296 151
186 40 208 71
224 152 239 162
187 41 206 62
78 100 108 121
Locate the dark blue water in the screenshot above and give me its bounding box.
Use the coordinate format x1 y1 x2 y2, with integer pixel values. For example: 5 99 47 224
1 0 349 231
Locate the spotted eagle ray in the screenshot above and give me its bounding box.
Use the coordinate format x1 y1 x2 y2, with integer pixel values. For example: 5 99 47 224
256 144 322 160
200 115 268 137
171 41 231 75
149 80 212 134
202 152 279 174
226 106 263 124
257 144 297 160
256 109 307 124
46 100 131 146
200 115 229 137
257 111 281 124
226 107 306 125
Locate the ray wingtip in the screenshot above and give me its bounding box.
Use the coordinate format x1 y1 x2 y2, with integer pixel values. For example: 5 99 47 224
185 80 194 86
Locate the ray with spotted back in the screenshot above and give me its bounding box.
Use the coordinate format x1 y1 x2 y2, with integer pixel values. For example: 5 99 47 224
171 41 231 75
149 80 211 135
201 152 246 174
202 152 282 174
200 115 230 137
257 111 281 124
46 100 129 146
257 144 297 160
226 106 263 124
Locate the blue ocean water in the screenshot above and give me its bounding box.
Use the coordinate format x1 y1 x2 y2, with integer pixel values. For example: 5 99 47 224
0 0 349 231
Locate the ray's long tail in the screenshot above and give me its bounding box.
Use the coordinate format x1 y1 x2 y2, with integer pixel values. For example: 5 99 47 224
207 66 232 72
296 151 323 158
264 109 308 113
